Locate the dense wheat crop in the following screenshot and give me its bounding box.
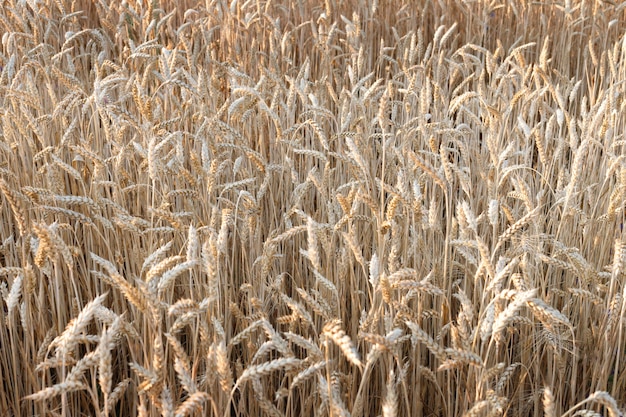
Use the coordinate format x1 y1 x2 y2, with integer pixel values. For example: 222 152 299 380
1 0 626 416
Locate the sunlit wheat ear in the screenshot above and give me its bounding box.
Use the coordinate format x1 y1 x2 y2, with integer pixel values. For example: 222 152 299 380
157 259 199 295
382 369 398 417
369 253 380 289
137 402 148 417
201 239 219 306
31 225 54 268
214 341 233 393
564 392 621 417
405 321 446 361
91 253 154 317
217 209 232 255
186 223 199 262
291 360 327 389
25 380 87 402
280 293 314 326
323 319 362 368
141 240 173 274
479 302 496 343
175 392 211 417
306 216 321 271
161 387 175 417
330 376 352 417
492 289 536 341
284 331 324 361
95 305 140 340
4 0 626 415
52 293 108 358
234 357 301 389
4 272 23 325
341 230 366 270
46 222 74 268
106 378 132 413
145 254 185 284
296 287 332 320
543 386 556 417
488 199 499 226
97 316 121 415
527 297 572 328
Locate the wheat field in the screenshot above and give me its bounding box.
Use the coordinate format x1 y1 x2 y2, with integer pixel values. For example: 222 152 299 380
0 0 625 416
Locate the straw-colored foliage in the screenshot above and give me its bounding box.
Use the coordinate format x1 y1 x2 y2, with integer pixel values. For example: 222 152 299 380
1 0 625 416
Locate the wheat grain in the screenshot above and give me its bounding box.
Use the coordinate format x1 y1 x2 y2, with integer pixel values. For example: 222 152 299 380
382 369 398 417
405 321 446 361
235 357 301 387
543 386 556 417
174 391 210 417
157 260 199 295
0 179 27 235
52 293 107 357
3 2 626 416
492 289 536 341
25 380 87 402
146 255 185 283
97 316 121 412
323 319 362 368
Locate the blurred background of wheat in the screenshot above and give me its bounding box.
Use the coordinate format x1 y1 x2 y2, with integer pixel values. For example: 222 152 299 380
1 0 625 416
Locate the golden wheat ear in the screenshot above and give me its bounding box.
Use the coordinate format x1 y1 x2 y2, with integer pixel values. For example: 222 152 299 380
3 0 626 415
